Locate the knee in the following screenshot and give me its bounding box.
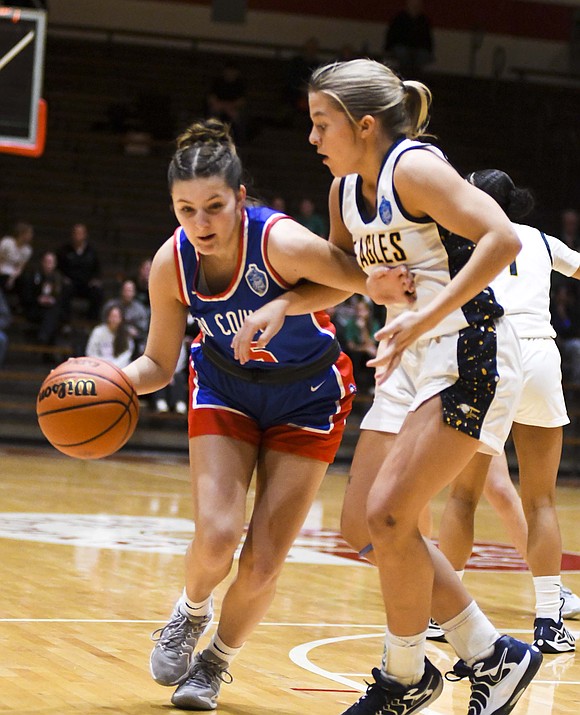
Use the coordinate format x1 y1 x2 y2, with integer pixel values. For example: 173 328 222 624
193 526 240 570
488 484 516 514
366 498 414 547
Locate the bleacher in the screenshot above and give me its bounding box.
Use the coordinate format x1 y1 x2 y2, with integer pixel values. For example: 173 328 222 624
1 30 579 468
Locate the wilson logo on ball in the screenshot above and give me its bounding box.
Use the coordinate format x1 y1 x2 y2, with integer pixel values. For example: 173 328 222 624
38 378 98 402
37 357 139 459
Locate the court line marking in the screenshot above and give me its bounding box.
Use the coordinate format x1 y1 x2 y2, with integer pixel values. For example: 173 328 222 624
0 618 572 637
289 632 382 691
2 618 577 638
289 631 580 694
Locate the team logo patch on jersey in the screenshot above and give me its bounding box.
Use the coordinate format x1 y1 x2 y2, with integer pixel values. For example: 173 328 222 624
245 263 269 296
379 196 392 225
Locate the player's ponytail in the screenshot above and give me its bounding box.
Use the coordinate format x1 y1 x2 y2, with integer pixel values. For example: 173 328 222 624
309 59 432 140
467 169 535 221
402 80 432 139
168 118 242 191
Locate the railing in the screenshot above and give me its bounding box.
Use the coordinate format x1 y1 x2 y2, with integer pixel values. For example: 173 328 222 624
47 21 339 61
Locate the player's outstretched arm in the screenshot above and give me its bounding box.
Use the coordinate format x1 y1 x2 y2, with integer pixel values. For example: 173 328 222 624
124 239 188 394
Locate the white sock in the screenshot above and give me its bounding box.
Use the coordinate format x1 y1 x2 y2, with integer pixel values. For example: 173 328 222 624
383 629 426 686
534 575 562 621
204 633 243 666
179 589 213 619
441 601 499 666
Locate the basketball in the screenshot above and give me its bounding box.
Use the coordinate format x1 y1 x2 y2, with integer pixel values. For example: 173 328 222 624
36 357 140 460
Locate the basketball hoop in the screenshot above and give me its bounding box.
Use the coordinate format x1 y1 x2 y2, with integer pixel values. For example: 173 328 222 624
0 6 47 157
0 96 46 157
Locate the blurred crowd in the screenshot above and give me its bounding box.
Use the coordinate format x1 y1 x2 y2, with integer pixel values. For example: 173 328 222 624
0 220 193 415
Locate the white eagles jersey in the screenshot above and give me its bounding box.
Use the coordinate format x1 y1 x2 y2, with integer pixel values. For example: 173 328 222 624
491 223 580 338
339 137 504 339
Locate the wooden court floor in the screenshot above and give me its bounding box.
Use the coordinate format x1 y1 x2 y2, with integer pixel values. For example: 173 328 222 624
1 445 580 714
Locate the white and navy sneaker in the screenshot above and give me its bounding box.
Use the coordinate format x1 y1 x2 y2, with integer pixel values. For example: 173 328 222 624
426 618 446 642
340 658 443 715
446 635 542 715
533 615 575 653
560 585 580 620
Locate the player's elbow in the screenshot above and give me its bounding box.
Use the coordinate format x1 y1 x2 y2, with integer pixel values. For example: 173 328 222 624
504 227 521 262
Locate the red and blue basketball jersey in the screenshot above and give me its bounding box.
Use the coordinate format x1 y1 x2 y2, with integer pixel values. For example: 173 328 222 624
171 205 355 463
173 205 336 369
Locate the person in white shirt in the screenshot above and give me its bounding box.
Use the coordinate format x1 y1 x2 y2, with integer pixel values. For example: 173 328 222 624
85 304 134 368
102 279 149 356
436 169 580 655
0 222 34 292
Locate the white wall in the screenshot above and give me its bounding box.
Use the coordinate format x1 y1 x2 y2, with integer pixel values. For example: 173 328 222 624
46 0 572 78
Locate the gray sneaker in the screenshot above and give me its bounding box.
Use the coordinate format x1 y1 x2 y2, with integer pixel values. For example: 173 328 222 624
171 651 233 710
150 602 213 686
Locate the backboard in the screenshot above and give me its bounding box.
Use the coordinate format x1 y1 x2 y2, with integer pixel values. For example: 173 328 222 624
0 6 46 151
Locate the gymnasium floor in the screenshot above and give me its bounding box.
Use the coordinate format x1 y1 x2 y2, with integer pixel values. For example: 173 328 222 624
1 445 579 714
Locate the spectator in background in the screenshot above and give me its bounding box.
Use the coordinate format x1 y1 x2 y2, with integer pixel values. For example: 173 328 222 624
19 250 70 349
132 257 152 314
0 221 34 294
295 197 327 237
384 0 434 77
285 37 321 114
342 296 380 395
85 304 134 369
560 208 580 249
325 299 354 349
102 279 149 357
0 285 11 367
57 223 104 320
270 195 288 214
206 61 248 143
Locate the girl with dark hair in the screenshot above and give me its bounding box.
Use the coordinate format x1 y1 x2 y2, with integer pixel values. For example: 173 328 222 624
436 169 580 653
465 169 535 220
122 117 413 710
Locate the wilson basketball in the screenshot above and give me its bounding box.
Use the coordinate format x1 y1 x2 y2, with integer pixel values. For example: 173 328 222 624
36 357 139 459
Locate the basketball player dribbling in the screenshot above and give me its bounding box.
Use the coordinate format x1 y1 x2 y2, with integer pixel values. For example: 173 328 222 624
122 117 413 711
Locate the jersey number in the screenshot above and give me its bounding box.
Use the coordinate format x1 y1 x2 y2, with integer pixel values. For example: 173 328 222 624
250 342 279 363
